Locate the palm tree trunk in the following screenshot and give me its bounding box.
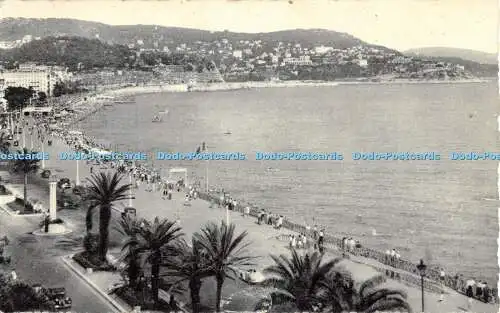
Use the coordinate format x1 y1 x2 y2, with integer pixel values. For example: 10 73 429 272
151 253 161 306
98 205 112 262
128 250 139 290
215 274 224 312
189 277 202 313
23 173 28 213
44 216 49 233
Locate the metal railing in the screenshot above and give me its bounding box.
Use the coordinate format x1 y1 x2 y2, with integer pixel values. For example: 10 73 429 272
198 191 498 304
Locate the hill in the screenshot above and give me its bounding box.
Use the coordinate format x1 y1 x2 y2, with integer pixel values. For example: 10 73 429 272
413 55 498 77
404 47 497 64
0 36 132 70
0 18 397 52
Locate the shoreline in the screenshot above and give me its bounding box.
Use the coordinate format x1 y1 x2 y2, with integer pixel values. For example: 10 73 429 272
74 76 492 98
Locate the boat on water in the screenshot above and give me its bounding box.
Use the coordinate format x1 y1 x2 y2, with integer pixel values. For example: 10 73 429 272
114 100 135 104
152 115 163 122
224 130 232 135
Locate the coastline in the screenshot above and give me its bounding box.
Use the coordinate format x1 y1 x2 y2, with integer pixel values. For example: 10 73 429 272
76 76 492 99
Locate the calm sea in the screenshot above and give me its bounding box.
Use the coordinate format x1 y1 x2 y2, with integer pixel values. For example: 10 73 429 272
77 82 499 282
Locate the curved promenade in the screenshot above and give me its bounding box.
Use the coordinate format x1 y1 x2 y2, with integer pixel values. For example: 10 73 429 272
197 192 498 305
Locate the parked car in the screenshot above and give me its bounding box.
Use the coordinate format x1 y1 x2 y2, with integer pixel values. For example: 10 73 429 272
41 169 51 179
46 287 72 310
57 178 72 190
0 235 10 264
0 249 11 264
72 185 87 196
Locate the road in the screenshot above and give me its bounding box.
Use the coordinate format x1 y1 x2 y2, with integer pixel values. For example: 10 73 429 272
0 178 117 313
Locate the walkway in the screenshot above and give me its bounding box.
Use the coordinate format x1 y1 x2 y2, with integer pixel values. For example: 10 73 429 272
15 133 499 313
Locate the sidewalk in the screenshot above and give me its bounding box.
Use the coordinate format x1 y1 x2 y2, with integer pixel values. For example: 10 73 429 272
24 134 499 313
61 254 129 313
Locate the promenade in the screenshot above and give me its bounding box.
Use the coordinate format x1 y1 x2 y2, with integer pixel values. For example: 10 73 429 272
27 133 498 313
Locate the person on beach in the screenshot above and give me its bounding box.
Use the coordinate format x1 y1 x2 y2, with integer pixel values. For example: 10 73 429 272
313 225 318 240
258 209 265 225
297 234 303 249
318 229 324 247
302 233 308 249
291 235 297 249
275 215 283 229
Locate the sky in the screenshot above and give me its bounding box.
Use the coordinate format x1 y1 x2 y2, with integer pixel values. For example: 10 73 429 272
0 0 498 53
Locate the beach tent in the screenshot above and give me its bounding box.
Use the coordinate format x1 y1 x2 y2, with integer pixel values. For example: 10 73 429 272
90 148 112 157
22 107 53 116
168 168 187 184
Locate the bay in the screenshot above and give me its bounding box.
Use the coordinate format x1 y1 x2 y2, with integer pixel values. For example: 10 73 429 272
77 82 499 282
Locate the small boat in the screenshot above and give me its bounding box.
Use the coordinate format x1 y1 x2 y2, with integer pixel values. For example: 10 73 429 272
224 130 232 135
114 100 135 104
152 115 163 123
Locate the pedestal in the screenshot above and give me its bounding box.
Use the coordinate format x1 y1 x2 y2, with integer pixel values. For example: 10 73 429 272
49 181 57 219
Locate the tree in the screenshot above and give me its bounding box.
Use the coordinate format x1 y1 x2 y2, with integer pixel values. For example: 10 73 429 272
52 82 64 97
135 217 183 307
3 86 35 111
116 215 142 290
347 274 412 313
85 172 132 262
317 269 355 313
166 238 214 313
0 274 49 312
194 221 255 312
37 91 47 104
0 133 11 153
11 147 40 213
261 249 340 311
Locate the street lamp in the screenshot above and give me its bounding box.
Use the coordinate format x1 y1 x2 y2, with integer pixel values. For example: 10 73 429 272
40 136 45 169
417 259 427 313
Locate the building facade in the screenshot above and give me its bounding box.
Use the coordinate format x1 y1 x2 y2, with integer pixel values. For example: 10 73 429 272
0 63 70 98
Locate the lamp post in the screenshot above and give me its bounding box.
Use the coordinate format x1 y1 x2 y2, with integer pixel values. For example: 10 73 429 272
128 173 134 207
417 259 427 313
40 136 45 169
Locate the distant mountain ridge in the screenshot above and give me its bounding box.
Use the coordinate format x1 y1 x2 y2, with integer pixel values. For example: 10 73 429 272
0 17 397 52
404 47 497 64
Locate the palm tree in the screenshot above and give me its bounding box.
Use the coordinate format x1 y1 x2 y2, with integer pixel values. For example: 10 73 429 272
194 221 255 312
11 147 40 213
0 133 11 153
136 217 183 307
348 274 412 313
318 269 355 313
115 215 142 290
85 172 131 261
261 249 341 311
166 238 214 313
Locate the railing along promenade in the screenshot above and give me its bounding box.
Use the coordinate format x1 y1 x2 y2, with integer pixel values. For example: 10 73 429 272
197 191 498 304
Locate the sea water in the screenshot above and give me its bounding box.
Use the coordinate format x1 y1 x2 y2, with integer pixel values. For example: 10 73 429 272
77 82 499 282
